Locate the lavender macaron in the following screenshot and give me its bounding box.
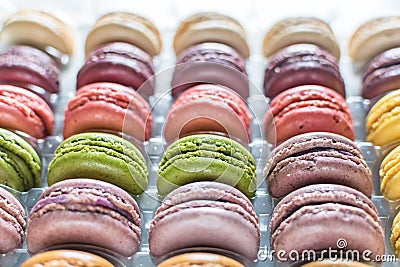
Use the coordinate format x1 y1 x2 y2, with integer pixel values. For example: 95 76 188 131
171 42 248 99
264 43 345 99
264 132 372 198
270 184 384 261
149 182 260 260
26 179 141 257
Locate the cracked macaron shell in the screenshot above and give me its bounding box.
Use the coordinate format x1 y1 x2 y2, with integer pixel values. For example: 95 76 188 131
47 132 148 195
157 134 257 198
77 42 155 99
263 85 354 145
0 128 41 191
264 132 372 198
64 82 152 141
0 187 26 254
263 43 345 99
27 179 141 257
366 89 400 146
163 84 251 145
149 182 260 260
271 185 385 257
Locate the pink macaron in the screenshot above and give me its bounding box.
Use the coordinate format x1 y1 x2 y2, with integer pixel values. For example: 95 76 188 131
63 82 152 141
163 84 252 144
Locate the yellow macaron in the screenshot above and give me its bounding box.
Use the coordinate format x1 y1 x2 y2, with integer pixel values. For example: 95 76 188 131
380 144 400 200
157 253 245 267
391 210 400 258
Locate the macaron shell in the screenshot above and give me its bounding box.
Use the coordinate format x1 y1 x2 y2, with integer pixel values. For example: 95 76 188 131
157 253 245 267
21 250 114 267
301 260 372 267
0 85 54 138
85 12 162 56
380 144 400 200
1 9 74 56
366 89 400 146
27 210 140 257
149 202 259 260
164 85 251 144
349 16 400 68
271 203 384 259
264 85 354 144
391 211 400 257
64 83 152 141
262 17 340 59
173 12 249 58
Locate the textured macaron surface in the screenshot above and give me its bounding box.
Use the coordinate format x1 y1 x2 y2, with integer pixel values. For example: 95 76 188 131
270 184 384 260
64 82 152 141
0 85 54 138
0 128 41 191
157 252 245 267
380 144 400 200
27 179 141 256
0 187 26 254
48 132 148 195
149 182 260 260
391 210 400 258
264 132 372 197
264 44 344 99
264 85 354 144
366 89 400 146
158 134 257 198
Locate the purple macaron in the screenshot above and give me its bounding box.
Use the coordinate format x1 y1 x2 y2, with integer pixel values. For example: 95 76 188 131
26 179 141 257
270 184 384 261
171 42 248 99
362 47 400 99
149 182 260 260
0 45 60 99
76 42 155 100
0 187 26 254
264 43 345 99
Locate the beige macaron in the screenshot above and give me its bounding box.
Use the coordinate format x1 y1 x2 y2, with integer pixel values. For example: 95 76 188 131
157 253 244 267
173 12 249 59
262 17 340 60
1 9 74 57
21 250 114 267
349 16 400 68
85 12 162 57
302 260 372 267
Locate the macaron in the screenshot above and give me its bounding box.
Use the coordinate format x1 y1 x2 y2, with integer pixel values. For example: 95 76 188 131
0 85 54 139
366 89 400 146
264 132 372 198
361 47 400 99
157 253 245 267
77 42 155 99
63 82 152 141
1 9 74 60
270 184 384 261
0 128 41 191
163 84 251 145
174 12 249 59
379 144 400 200
301 260 373 267
149 182 260 260
85 12 161 57
47 132 148 195
26 179 141 257
263 85 354 145
0 45 60 96
157 134 257 198
264 43 345 99
391 209 400 257
262 17 340 60
0 187 26 254
21 250 114 267
171 42 248 99
349 16 400 68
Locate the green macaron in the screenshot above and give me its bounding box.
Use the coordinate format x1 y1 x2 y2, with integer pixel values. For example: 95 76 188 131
158 134 257 198
48 132 148 195
0 128 41 191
